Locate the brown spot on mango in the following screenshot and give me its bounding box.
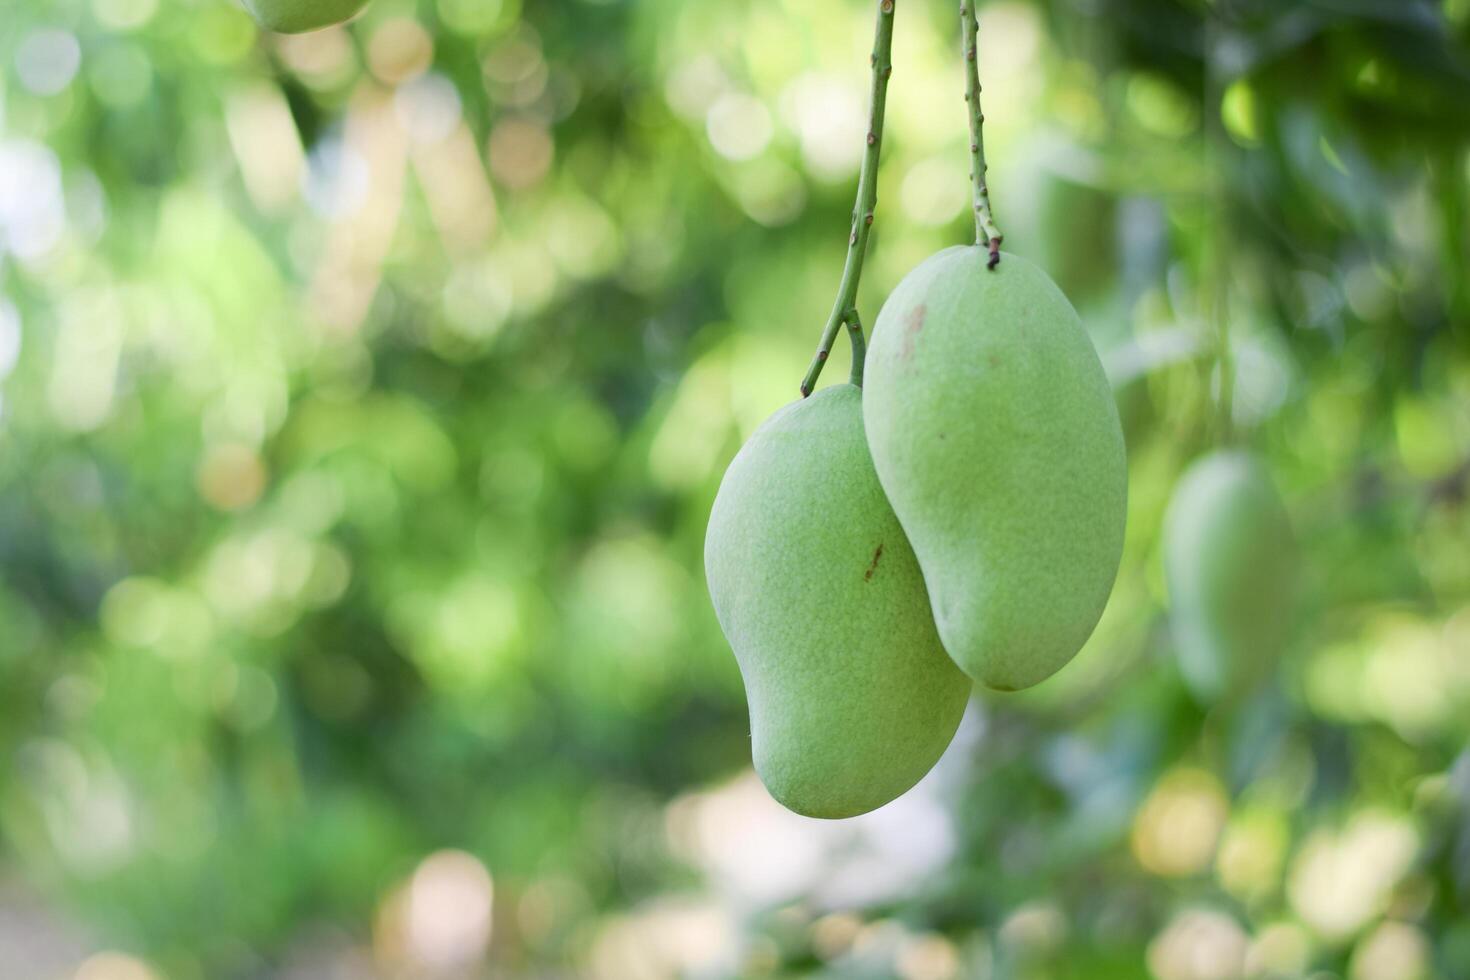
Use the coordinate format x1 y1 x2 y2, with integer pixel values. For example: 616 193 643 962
864 542 885 581
899 304 926 361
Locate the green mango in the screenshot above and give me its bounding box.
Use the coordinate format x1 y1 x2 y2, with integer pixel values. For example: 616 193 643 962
862 247 1127 691
1163 450 1296 702
241 0 370 33
704 384 971 818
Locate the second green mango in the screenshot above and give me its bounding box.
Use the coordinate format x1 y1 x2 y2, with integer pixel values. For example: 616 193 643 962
705 385 971 818
862 247 1127 691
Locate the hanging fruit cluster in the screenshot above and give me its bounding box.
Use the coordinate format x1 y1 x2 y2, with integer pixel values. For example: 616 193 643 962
704 0 1296 819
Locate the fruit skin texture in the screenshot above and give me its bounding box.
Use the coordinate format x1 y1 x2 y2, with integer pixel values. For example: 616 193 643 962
1163 450 1296 702
862 247 1127 691
704 384 971 819
242 0 369 33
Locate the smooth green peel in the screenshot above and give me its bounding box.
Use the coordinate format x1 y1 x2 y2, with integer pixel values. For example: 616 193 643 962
704 385 971 819
863 247 1128 691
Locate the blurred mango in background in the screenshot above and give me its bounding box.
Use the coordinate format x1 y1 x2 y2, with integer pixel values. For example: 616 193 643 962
0 0 1468 978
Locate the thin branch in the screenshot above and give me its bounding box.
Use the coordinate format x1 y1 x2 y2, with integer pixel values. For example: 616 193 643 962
800 0 895 397
961 0 1002 268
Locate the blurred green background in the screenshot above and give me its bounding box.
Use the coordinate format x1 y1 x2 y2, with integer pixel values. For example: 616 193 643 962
1 0 1469 977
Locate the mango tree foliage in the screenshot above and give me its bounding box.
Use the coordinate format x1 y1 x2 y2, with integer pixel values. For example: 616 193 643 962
0 0 1467 977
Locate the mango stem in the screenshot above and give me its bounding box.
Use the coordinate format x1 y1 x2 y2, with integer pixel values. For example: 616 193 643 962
845 310 867 388
961 0 1003 268
800 0 894 397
